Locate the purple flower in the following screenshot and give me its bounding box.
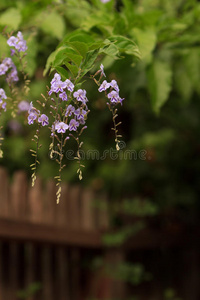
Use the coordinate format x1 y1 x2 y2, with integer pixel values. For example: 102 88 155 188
59 92 68 101
10 49 15 56
0 64 8 75
65 104 75 117
51 80 67 93
1 102 6 112
98 80 110 92
69 119 79 131
7 36 18 47
74 108 87 120
0 88 7 101
28 102 40 116
110 80 119 92
100 64 106 77
50 73 61 85
3 58 13 69
107 90 120 104
77 117 85 125
65 79 74 92
101 0 111 2
18 100 30 112
6 67 19 83
28 113 37 125
38 114 49 126
73 89 88 104
55 122 69 133
7 31 27 53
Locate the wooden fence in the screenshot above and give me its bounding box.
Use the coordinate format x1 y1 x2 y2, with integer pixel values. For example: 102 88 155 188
0 167 200 300
0 167 127 300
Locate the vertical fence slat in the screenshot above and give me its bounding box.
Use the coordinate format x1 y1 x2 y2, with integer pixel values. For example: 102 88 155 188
41 246 54 300
56 184 69 227
10 171 28 220
81 188 96 231
67 185 81 230
96 193 109 230
70 248 81 300
43 179 56 226
24 243 37 300
55 247 70 300
9 242 20 300
0 167 9 218
28 177 43 223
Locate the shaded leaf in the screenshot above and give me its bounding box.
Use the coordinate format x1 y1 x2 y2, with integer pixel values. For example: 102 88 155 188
147 59 172 113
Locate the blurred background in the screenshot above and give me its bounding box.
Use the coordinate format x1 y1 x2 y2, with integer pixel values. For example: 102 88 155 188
0 0 200 299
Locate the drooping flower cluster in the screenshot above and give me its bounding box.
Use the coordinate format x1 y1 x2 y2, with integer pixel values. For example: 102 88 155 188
98 79 124 105
7 31 28 54
0 88 7 112
48 73 89 137
0 57 19 84
28 102 49 126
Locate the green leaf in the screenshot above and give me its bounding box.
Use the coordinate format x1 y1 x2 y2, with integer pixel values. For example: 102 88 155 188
38 11 65 39
55 66 69 80
81 49 99 76
107 35 141 59
64 53 83 67
65 62 79 77
69 41 88 59
0 8 21 30
133 28 157 62
59 29 95 46
147 59 172 113
100 43 119 59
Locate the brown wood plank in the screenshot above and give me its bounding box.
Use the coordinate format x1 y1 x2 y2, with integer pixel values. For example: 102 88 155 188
0 167 9 218
43 179 56 225
81 188 96 231
55 183 69 227
28 177 43 223
24 243 37 300
10 171 28 220
70 248 81 300
0 218 102 248
55 247 70 300
67 185 81 230
41 246 54 300
95 192 109 230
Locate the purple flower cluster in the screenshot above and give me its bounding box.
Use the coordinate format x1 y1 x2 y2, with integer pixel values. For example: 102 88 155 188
7 31 27 54
49 73 74 97
28 102 49 126
54 89 89 134
98 79 124 105
0 88 7 112
0 57 19 83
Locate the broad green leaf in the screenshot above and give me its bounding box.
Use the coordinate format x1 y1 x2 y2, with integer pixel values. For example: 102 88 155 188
81 49 99 77
100 43 119 59
64 53 83 67
53 47 78 67
69 41 88 59
59 30 95 46
65 62 79 77
147 59 172 113
38 11 65 39
184 49 200 94
133 28 157 62
174 61 193 102
55 66 69 80
107 35 141 59
0 8 21 30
